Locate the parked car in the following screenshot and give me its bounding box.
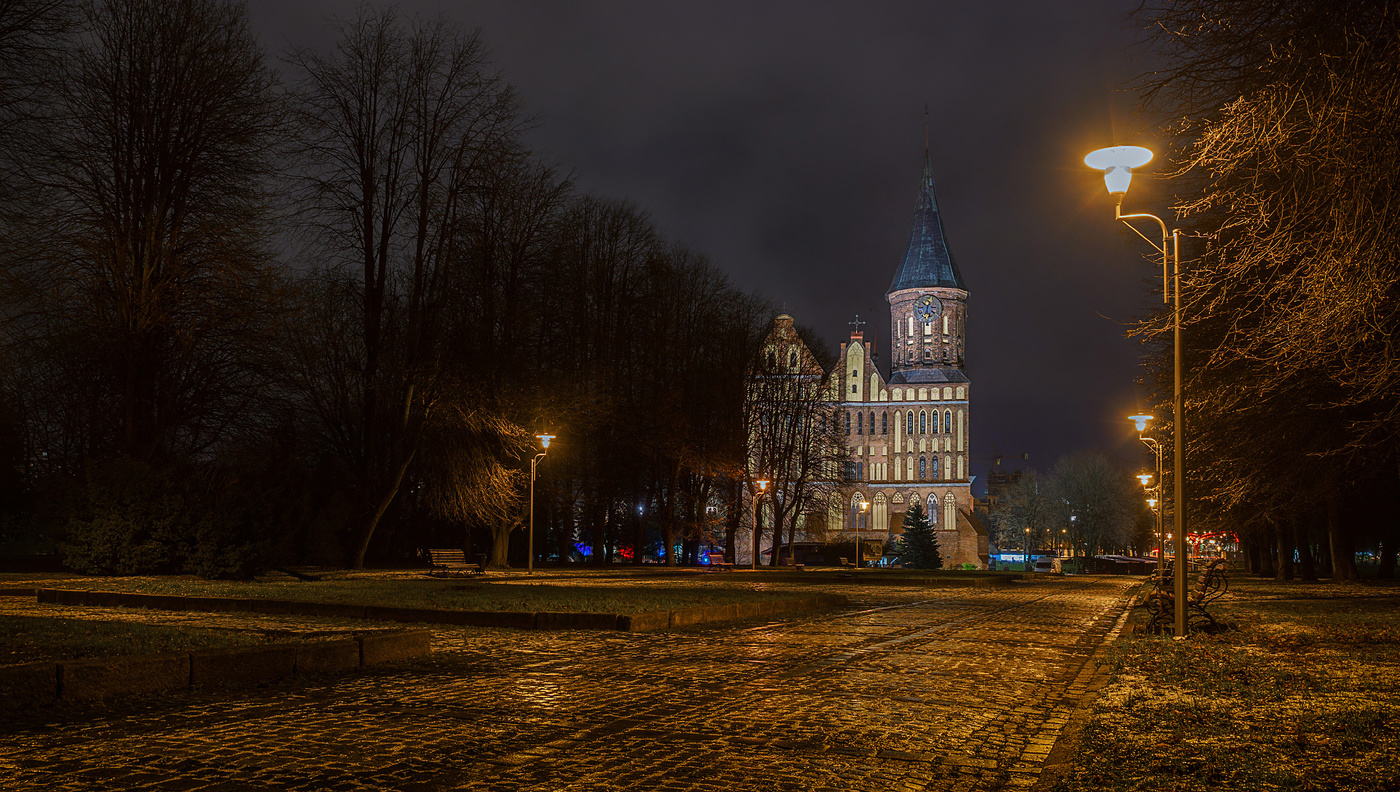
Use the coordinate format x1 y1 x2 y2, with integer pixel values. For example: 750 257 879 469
1034 556 1062 573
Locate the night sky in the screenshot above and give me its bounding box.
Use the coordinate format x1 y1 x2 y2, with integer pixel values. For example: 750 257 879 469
247 0 1168 489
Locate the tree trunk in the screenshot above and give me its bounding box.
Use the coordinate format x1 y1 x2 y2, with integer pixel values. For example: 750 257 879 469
591 500 606 566
633 491 646 566
1258 526 1276 578
1327 489 1358 581
1274 520 1293 581
1244 535 1260 574
1378 536 1397 579
1295 520 1317 581
489 522 513 568
1317 520 1333 578
724 480 741 563
350 451 416 569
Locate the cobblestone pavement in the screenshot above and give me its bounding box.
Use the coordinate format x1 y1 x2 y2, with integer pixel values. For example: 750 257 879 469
0 576 1138 791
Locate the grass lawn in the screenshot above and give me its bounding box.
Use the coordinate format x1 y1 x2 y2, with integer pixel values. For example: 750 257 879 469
1049 576 1400 792
1 614 265 667
12 570 831 615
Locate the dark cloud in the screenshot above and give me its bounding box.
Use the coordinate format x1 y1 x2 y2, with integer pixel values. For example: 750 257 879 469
246 0 1166 485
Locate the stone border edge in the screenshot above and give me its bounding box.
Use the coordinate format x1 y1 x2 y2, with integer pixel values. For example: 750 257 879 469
1031 585 1143 791
0 629 432 709
34 589 847 633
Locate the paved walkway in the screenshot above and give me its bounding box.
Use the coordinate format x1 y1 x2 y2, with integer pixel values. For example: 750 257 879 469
1 576 1137 791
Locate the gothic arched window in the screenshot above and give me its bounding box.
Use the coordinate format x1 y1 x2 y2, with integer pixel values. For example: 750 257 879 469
927 493 938 519
881 411 888 434
869 411 875 434
919 456 927 479
856 461 864 480
931 456 939 478
856 413 863 435
944 410 952 433
788 350 798 368
906 410 914 435
845 411 851 435
919 411 926 433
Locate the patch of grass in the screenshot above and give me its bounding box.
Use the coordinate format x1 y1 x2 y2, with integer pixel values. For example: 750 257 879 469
1052 577 1400 792
24 574 812 614
0 614 264 666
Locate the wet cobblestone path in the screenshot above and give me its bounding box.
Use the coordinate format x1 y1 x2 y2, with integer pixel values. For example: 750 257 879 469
1 576 1137 791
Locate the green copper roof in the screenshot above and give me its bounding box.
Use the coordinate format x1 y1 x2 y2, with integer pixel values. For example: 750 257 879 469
887 152 966 293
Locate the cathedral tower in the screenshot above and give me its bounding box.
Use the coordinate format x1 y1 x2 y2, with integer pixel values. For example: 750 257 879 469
887 151 967 375
821 146 984 569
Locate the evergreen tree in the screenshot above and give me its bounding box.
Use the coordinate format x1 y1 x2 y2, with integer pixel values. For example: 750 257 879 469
899 502 942 570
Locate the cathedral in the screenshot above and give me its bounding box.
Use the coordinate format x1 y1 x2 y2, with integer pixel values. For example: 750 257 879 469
760 148 987 568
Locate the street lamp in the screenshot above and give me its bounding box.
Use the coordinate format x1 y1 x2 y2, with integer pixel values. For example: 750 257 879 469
857 499 870 569
1129 415 1167 577
1087 145 1188 637
752 479 769 571
528 434 555 574
1024 526 1032 572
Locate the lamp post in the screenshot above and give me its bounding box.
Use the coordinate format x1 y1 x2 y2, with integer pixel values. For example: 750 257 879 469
1131 414 1167 578
528 434 555 574
1024 526 1031 572
1086 146 1188 638
1060 529 1067 558
752 479 769 571
857 499 870 569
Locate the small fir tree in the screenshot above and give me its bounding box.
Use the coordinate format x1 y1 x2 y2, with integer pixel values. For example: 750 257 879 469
899 502 943 570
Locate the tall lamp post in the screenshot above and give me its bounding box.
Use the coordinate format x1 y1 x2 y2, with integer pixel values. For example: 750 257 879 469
1086 145 1188 637
857 499 869 568
1131 414 1166 577
1136 471 1163 572
528 434 554 574
752 479 769 571
1024 526 1031 572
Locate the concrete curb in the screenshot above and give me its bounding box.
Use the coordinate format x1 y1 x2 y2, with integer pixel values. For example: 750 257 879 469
0 629 432 708
32 588 848 632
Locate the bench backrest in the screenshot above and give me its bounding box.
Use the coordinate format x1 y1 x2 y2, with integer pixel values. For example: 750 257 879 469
429 549 468 565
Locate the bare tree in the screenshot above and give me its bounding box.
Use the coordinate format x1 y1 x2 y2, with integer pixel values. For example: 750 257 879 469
4 0 283 468
289 7 523 567
745 316 848 565
1046 451 1139 557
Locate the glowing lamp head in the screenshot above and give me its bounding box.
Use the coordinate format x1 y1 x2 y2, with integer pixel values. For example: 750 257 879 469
1136 473 1153 488
1085 146 1153 197
1148 498 1158 509
1129 413 1155 433
536 433 555 450
860 500 869 513
757 479 769 492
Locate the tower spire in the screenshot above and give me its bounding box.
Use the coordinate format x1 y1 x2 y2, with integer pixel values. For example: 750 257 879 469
887 141 963 294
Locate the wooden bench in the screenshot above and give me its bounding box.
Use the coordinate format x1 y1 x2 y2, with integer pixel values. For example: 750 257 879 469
426 548 483 576
1144 558 1229 634
704 552 731 570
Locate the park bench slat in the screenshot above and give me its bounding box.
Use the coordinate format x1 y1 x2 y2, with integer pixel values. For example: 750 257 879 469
427 549 483 575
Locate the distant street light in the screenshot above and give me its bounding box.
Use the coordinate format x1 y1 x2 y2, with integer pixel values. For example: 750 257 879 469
1088 145 1188 637
857 499 870 569
752 479 769 571
528 434 555 574
1129 415 1167 577
1024 526 1031 572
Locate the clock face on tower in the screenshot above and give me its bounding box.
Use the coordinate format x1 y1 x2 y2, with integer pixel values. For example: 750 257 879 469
913 294 942 322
